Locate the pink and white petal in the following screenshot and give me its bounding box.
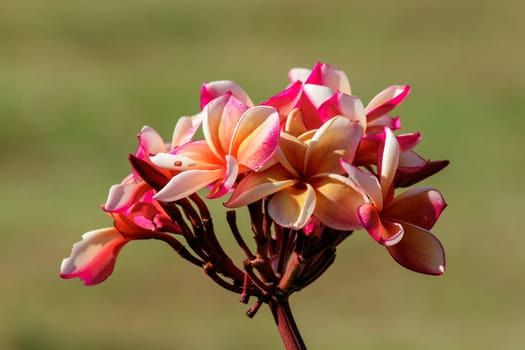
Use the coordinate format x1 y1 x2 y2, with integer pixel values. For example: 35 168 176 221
171 112 204 148
340 161 383 210
203 94 248 158
383 187 447 229
200 80 253 109
207 155 239 199
225 165 296 208
136 126 168 159
366 85 410 120
285 108 309 137
303 84 334 108
306 63 351 95
318 92 366 128
310 174 366 230
60 228 130 286
357 204 404 246
288 68 312 83
261 81 303 121
154 168 224 202
386 223 445 275
104 182 146 212
367 116 401 133
268 183 316 230
150 141 220 170
378 127 400 197
305 116 363 177
230 106 280 170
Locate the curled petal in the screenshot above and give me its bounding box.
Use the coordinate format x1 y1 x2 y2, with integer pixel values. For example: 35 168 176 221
204 94 249 158
60 228 130 286
383 187 447 229
104 182 147 213
171 113 204 148
341 161 383 210
386 223 445 275
396 157 450 187
261 81 303 121
276 132 307 178
230 106 280 170
285 108 309 136
268 183 316 229
367 116 402 133
305 116 362 177
200 80 253 109
310 174 366 230
225 165 296 207
379 127 400 197
317 92 366 128
357 203 404 246
306 62 352 95
154 168 223 202
136 126 168 159
366 85 410 120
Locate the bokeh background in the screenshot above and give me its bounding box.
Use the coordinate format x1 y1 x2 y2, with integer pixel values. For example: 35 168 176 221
1 0 524 349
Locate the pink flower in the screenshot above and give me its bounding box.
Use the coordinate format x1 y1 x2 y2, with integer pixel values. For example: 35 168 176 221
343 128 446 275
226 116 366 230
150 94 281 201
285 62 366 132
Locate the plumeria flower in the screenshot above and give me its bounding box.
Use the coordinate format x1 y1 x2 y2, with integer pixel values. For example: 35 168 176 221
60 184 180 285
226 116 366 230
286 62 366 132
150 94 280 201
343 127 446 275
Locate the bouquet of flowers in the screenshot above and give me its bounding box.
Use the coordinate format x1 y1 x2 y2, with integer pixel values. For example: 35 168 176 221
60 62 448 349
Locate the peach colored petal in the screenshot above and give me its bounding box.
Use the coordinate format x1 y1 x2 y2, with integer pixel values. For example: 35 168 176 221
305 116 362 177
285 108 309 137
154 168 223 202
366 85 410 120
225 164 296 208
230 106 280 170
268 183 316 229
60 228 130 286
386 223 445 275
357 203 404 246
200 80 253 109
276 132 307 178
340 161 383 210
203 94 248 158
383 187 447 230
379 127 400 198
310 174 366 230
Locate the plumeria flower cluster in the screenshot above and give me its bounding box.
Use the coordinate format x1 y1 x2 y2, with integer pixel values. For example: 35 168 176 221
61 62 448 350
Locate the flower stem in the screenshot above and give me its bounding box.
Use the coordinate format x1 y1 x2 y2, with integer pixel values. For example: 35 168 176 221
270 299 307 350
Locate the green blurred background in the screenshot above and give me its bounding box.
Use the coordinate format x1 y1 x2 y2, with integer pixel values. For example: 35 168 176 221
1 0 524 349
